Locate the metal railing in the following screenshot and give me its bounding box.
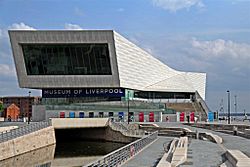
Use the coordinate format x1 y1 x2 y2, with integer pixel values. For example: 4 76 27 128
0 122 51 143
108 120 145 137
84 131 158 167
195 91 209 117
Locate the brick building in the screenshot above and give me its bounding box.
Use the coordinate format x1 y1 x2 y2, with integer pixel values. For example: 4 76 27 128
5 103 20 121
1 96 41 117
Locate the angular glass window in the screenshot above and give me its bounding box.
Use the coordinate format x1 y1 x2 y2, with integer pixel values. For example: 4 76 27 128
21 44 112 75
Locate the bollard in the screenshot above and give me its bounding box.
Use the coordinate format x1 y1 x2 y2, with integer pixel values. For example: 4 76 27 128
196 130 199 139
233 126 238 136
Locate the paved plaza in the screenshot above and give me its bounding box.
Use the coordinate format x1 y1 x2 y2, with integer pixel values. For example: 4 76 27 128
122 137 173 167
122 122 250 167
1 121 250 166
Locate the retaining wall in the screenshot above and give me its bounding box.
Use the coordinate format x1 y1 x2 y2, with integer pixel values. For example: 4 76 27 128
0 144 55 166
0 126 56 161
55 126 138 144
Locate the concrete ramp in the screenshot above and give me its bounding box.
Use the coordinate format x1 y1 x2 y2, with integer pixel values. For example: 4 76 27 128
50 118 109 129
157 137 188 167
220 150 250 167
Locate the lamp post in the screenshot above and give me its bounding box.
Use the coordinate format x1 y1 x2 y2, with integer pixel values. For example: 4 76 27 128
127 91 130 124
28 91 31 124
227 90 230 124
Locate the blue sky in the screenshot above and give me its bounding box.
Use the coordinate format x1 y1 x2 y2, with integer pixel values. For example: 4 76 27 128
0 0 249 113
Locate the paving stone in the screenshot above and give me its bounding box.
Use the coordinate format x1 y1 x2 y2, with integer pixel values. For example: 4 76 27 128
122 136 173 167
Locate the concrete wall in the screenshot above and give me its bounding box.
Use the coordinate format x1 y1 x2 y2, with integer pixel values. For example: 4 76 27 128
32 105 46 121
51 118 109 129
52 118 137 143
9 30 120 89
105 126 138 143
0 126 56 161
55 126 137 144
0 144 55 167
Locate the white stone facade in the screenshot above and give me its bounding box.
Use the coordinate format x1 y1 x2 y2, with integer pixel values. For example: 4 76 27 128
9 30 206 99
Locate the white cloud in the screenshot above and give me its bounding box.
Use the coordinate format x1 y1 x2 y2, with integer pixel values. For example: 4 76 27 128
64 23 83 30
1 22 35 40
132 35 250 87
0 28 8 39
191 38 250 60
152 0 204 12
9 22 36 30
0 64 15 76
0 22 36 79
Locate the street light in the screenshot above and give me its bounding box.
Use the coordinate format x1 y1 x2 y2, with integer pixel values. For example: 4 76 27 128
28 91 31 124
127 91 130 124
227 90 230 124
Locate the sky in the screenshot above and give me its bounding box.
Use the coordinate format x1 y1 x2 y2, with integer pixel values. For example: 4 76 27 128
0 0 249 113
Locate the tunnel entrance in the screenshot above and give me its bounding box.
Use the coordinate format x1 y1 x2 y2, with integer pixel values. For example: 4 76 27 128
55 127 108 142
54 127 127 166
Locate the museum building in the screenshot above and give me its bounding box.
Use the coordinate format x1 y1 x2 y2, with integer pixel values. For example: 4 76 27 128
9 30 206 104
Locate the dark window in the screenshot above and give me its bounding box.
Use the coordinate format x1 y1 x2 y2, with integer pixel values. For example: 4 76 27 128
22 44 112 75
89 112 94 118
99 112 104 118
108 112 114 117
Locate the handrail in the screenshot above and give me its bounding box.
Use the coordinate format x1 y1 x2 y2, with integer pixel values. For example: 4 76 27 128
108 120 145 137
84 131 158 167
195 91 209 116
0 122 51 143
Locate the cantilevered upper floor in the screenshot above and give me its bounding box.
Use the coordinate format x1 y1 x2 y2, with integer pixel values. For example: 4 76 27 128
9 30 206 99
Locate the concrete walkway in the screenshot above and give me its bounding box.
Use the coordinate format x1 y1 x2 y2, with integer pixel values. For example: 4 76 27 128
178 123 250 157
156 122 250 152
180 139 224 167
92 122 250 167
122 136 173 167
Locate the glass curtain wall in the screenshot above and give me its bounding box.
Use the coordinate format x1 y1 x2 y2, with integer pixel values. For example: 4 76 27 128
21 44 112 75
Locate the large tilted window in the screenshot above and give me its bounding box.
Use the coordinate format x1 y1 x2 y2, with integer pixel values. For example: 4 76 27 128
21 44 112 75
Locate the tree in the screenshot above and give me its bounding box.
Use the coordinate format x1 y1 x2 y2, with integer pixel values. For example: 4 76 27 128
0 103 3 112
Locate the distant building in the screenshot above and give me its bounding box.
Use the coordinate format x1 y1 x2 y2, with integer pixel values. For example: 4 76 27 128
1 96 41 117
5 103 20 121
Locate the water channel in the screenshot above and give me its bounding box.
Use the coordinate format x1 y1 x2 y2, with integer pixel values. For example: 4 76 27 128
0 140 126 167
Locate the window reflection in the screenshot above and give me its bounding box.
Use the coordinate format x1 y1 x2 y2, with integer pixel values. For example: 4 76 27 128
22 44 112 75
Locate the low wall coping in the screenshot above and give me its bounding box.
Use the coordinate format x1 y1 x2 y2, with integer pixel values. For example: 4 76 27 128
226 150 250 167
50 118 109 129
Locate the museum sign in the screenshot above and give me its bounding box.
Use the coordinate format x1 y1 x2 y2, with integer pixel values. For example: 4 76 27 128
42 88 125 98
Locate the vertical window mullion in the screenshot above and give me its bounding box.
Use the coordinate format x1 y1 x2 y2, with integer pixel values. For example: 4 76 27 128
93 45 98 74
40 46 45 75
80 47 85 74
69 46 74 74
87 45 92 74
